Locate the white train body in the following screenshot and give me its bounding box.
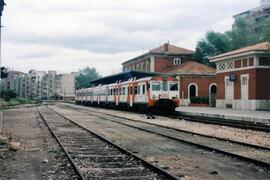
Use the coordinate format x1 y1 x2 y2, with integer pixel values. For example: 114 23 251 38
75 76 180 111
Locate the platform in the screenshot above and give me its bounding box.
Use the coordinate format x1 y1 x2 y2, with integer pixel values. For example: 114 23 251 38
176 107 270 125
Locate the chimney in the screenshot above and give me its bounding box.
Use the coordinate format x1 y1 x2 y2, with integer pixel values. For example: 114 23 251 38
164 42 169 52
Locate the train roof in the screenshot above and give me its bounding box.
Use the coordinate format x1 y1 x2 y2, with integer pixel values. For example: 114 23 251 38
89 70 173 86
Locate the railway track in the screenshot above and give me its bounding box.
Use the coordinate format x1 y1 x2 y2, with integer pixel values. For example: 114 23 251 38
54 105 270 170
67 102 270 132
37 106 179 180
176 114 270 132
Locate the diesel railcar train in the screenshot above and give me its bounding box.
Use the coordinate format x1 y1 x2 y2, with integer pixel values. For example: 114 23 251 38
75 75 180 112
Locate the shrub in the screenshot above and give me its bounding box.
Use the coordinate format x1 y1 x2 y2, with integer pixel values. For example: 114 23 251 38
190 96 209 104
190 96 200 103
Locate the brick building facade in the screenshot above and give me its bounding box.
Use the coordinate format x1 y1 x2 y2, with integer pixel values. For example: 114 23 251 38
210 42 270 110
122 43 194 73
163 61 216 106
122 43 217 106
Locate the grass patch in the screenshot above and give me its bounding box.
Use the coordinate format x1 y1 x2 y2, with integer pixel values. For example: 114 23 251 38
0 98 38 109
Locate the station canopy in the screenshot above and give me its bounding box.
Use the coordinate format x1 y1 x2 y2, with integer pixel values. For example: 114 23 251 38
89 70 173 86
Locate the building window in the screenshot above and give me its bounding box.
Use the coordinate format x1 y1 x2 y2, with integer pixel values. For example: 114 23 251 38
242 76 248 85
136 64 140 70
146 61 150 72
174 58 182 65
188 83 198 98
259 57 270 66
242 59 248 67
234 60 241 68
249 57 254 66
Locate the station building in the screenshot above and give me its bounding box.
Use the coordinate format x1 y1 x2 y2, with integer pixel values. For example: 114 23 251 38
122 43 194 73
122 43 217 107
162 61 216 106
210 42 270 110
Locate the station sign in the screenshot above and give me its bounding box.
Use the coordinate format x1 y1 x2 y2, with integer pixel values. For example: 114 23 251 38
229 74 236 81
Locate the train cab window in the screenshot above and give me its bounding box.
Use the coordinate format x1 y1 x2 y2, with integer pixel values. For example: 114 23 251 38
142 85 146 95
170 82 178 91
151 82 161 91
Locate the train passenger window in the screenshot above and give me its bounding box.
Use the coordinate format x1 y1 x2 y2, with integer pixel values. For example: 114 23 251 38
143 85 146 95
138 86 140 95
134 86 138 94
170 82 178 91
151 82 161 91
122 87 126 95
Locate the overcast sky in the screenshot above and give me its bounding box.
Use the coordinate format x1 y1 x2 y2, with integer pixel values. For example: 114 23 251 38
2 0 259 75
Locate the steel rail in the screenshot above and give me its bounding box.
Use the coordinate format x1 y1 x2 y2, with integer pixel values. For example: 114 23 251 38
58 105 270 170
67 102 270 132
36 107 86 180
45 106 180 180
176 115 270 132
65 104 270 151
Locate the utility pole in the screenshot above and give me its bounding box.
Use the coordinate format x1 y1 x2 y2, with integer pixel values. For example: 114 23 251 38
0 1 5 134
0 0 6 83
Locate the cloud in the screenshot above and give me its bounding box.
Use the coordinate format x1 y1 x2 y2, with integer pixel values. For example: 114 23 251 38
1 0 259 75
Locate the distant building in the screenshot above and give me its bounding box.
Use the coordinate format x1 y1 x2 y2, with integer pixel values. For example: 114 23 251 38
233 0 270 33
56 74 75 101
2 70 24 95
2 70 75 100
210 42 270 110
122 43 194 73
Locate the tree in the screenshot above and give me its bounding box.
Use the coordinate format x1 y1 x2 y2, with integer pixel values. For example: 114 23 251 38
194 17 270 65
0 90 17 102
194 31 229 66
75 67 102 89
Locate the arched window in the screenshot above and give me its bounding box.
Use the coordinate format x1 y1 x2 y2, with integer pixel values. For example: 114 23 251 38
188 83 198 98
146 62 150 72
142 63 146 71
209 83 217 94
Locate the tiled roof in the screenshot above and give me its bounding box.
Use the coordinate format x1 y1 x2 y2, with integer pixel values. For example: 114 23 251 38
162 61 216 75
122 43 194 65
210 42 270 60
150 43 194 54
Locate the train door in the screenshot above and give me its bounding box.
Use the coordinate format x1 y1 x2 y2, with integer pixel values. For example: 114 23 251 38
142 83 147 103
129 84 133 107
161 81 169 99
135 83 142 102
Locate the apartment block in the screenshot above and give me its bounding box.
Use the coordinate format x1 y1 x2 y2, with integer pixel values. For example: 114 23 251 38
2 70 75 100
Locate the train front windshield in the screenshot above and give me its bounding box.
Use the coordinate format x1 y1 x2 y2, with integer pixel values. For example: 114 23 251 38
169 82 178 91
151 82 161 91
